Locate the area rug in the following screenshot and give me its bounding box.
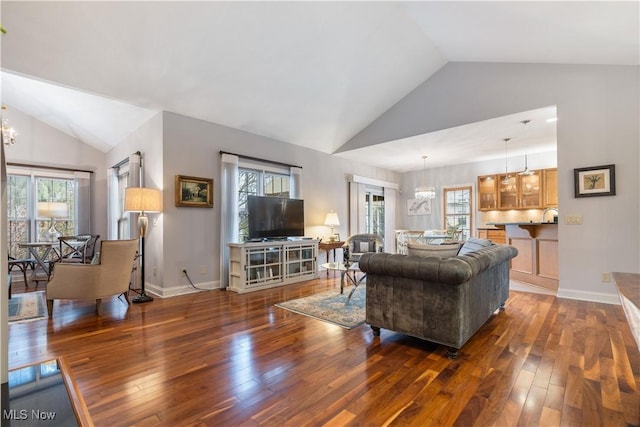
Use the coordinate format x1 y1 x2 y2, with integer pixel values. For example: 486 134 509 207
9 291 47 323
275 285 365 329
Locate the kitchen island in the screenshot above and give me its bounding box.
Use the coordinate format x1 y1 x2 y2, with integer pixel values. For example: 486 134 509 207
487 222 558 291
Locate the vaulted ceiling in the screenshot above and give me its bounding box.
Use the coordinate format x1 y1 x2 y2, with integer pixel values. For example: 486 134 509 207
1 1 638 171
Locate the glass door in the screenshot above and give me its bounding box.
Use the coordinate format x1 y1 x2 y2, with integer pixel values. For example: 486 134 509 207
364 187 384 238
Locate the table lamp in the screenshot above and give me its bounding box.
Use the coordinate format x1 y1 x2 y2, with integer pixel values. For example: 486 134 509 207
124 186 161 303
38 201 68 242
324 211 340 242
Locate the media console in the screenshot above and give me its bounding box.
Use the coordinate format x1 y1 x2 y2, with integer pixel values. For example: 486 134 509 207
227 240 319 293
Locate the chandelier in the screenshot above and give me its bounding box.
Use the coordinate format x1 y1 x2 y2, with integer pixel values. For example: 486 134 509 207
415 155 436 199
2 106 17 145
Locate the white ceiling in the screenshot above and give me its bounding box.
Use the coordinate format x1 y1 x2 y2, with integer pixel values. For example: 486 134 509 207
1 1 638 172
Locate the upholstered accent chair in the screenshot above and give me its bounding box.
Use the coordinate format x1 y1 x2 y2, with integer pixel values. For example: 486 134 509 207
46 239 138 317
344 233 384 262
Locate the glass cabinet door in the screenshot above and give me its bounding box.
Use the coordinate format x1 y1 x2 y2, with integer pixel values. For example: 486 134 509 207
478 175 497 211
497 174 518 209
519 171 542 208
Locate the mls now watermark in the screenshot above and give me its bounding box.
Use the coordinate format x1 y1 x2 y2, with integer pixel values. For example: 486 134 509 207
3 409 57 421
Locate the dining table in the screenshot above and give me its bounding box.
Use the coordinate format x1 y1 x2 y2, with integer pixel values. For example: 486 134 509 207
17 241 59 283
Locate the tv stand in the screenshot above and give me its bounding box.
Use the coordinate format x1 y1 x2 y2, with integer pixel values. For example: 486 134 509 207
228 240 319 293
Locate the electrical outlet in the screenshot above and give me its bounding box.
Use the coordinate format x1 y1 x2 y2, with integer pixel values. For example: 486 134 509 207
181 268 187 276
200 265 207 275
601 272 611 283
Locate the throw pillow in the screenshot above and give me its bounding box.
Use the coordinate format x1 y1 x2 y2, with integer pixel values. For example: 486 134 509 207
407 243 461 259
359 241 372 253
458 238 493 255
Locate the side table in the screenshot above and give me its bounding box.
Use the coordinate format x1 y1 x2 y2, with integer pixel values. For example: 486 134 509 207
318 241 345 276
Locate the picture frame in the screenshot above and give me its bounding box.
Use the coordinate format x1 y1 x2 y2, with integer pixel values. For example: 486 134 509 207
407 198 432 215
574 164 616 198
175 175 213 207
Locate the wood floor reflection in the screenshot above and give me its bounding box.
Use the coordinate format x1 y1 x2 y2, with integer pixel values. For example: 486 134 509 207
8 276 640 426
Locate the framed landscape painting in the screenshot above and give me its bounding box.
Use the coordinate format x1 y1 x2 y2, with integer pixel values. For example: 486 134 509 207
574 164 616 198
175 175 214 207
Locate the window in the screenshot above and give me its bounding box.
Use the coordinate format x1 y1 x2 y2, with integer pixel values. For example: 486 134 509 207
237 167 291 241
115 162 132 239
364 187 385 238
6 168 84 258
443 186 472 241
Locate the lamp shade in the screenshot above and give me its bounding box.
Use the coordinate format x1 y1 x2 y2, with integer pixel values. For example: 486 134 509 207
124 187 162 213
324 211 340 227
38 201 68 218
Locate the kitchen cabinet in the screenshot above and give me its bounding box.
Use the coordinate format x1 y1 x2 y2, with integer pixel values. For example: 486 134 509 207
504 223 558 291
478 168 554 211
478 175 498 211
543 168 558 207
497 170 542 209
477 228 506 244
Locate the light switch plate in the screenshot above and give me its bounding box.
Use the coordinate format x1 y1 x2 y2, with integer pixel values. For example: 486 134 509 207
565 215 583 225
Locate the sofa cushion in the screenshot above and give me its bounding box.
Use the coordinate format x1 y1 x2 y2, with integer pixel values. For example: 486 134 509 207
407 243 462 259
458 238 492 255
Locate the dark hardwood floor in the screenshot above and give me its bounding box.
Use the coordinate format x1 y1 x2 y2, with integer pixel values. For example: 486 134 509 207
8 275 640 426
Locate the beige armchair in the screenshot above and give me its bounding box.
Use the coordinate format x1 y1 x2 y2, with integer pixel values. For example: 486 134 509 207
46 239 138 317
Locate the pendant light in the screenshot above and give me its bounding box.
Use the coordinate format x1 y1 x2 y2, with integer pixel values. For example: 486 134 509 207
415 155 436 199
500 138 513 184
518 119 534 176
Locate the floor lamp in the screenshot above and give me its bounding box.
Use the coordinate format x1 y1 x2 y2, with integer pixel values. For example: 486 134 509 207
124 187 161 303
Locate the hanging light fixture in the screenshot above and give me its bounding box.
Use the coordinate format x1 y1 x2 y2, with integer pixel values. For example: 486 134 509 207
415 155 436 199
518 119 534 176
1 106 17 145
500 138 513 185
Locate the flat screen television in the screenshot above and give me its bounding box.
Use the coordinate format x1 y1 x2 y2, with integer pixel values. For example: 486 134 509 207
247 196 305 240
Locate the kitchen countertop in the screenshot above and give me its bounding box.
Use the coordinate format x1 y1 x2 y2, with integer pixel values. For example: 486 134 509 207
487 221 558 226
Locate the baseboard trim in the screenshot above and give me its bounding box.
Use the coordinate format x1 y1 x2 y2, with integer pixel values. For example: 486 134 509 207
509 280 557 296
556 288 620 305
509 280 621 305
145 280 222 298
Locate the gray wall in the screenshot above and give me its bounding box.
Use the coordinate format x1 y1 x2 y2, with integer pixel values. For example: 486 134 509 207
345 62 640 303
400 151 557 231
154 111 400 296
3 106 108 239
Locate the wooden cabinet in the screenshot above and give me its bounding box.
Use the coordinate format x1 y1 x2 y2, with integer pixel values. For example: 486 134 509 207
518 171 543 208
543 168 558 207
228 240 318 293
478 175 498 211
479 168 550 210
497 171 542 209
477 228 506 244
505 224 558 291
497 174 518 209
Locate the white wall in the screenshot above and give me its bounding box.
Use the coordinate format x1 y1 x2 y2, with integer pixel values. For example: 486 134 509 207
345 62 640 303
